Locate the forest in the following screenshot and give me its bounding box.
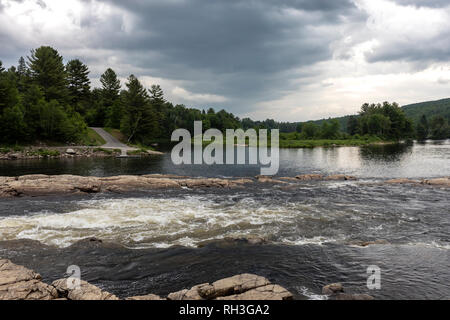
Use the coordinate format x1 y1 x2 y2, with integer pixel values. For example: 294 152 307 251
0 46 448 147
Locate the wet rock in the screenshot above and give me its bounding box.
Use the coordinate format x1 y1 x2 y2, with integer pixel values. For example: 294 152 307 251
126 294 165 300
335 293 375 300
422 177 450 187
0 175 255 198
295 174 324 181
325 175 357 181
52 279 119 300
0 259 58 300
386 178 418 185
167 274 292 301
349 240 389 247
322 283 344 295
216 285 293 300
198 274 271 299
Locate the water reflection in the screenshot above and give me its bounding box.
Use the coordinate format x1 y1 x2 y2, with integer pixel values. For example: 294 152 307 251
0 140 449 179
359 143 413 162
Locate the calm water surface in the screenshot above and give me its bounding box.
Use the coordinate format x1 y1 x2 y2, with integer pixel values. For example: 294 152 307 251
0 140 449 179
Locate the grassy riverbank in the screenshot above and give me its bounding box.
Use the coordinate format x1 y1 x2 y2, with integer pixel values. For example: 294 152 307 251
192 134 392 148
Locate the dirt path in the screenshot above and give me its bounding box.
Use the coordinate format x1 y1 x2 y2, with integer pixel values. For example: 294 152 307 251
90 127 138 156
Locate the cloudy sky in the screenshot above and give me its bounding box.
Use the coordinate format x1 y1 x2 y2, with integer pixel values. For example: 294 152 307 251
1 0 449 121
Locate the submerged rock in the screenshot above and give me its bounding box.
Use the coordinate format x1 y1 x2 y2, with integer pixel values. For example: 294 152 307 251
349 240 389 247
322 282 374 300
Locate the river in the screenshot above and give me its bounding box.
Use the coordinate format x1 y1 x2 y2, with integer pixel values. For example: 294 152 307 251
0 140 449 299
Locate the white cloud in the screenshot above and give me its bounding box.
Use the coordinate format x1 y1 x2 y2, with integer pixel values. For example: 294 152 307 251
171 87 228 104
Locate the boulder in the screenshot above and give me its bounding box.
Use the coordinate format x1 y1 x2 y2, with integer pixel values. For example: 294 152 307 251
295 174 324 181
0 259 58 300
52 279 119 300
216 285 293 300
167 284 208 301
197 274 271 299
322 283 344 295
422 177 450 187
65 149 77 155
167 274 292 301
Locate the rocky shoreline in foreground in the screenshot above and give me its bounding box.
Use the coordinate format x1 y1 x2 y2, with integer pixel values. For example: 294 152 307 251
0 258 374 300
0 174 448 198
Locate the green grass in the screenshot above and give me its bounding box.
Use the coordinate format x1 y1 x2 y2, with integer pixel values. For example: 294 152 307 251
193 135 388 148
79 128 106 146
278 138 385 148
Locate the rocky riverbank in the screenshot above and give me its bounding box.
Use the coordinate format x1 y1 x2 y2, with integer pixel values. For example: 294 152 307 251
0 258 293 300
0 147 162 160
0 174 449 198
0 258 375 300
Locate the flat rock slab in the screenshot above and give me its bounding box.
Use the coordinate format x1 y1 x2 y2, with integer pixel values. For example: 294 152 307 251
0 259 58 300
52 279 119 300
167 274 293 301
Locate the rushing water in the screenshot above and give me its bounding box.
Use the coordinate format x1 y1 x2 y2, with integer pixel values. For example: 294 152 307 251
0 140 449 300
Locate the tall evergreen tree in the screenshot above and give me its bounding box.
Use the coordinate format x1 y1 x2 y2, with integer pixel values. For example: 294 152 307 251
149 85 165 104
27 46 68 103
17 57 27 77
100 68 121 104
66 59 91 106
17 56 30 92
121 75 160 143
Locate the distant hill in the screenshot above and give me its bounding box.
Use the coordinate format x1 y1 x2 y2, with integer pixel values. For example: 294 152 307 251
303 98 450 132
402 98 450 124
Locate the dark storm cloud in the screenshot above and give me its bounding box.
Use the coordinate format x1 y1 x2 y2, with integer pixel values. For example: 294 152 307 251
78 0 360 110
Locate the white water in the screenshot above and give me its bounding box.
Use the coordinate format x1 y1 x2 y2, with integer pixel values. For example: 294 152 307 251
0 196 336 248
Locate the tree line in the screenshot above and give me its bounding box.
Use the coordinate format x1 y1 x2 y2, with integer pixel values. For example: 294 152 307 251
0 46 240 145
0 46 448 146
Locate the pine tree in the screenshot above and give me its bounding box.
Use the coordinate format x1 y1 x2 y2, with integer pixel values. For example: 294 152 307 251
100 68 121 104
27 46 68 103
121 75 150 142
17 57 30 93
17 57 27 77
149 85 165 104
66 59 91 106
